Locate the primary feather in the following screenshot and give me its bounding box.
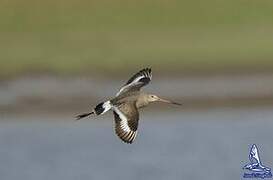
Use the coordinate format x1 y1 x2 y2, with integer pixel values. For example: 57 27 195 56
116 68 152 96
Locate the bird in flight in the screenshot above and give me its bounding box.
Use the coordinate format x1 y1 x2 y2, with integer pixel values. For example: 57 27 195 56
76 68 181 144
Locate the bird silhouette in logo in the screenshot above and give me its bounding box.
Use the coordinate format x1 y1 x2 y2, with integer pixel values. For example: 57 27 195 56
243 144 271 173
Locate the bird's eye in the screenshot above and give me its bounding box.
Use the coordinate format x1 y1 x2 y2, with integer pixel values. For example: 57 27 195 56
151 95 154 98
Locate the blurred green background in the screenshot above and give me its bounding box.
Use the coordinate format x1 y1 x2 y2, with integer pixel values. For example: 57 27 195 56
1 0 273 77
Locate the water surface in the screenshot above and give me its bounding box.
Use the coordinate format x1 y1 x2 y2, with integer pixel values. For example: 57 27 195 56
0 107 272 180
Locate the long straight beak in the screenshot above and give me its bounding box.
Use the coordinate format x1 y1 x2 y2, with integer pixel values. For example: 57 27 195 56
158 97 182 106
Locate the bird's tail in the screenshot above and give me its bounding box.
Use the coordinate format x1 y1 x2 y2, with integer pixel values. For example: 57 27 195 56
75 100 112 120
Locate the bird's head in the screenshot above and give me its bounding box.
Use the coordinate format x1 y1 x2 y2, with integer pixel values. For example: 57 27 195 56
147 94 182 106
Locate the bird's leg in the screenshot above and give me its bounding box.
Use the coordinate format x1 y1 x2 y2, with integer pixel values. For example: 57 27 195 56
75 112 94 120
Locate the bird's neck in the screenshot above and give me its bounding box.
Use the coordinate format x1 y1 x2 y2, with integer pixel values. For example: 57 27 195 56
136 94 149 108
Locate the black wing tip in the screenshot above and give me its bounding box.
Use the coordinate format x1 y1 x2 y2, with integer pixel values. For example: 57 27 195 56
126 67 152 85
118 136 134 144
140 67 152 77
123 140 133 144
116 130 137 144
147 67 152 74
141 67 152 73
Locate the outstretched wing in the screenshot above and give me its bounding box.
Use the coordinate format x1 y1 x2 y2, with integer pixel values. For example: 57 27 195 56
112 102 139 144
116 68 152 96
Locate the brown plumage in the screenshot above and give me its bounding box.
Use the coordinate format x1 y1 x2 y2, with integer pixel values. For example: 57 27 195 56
76 68 181 144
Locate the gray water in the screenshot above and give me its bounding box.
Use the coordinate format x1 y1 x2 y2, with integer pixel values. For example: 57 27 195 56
0 107 273 180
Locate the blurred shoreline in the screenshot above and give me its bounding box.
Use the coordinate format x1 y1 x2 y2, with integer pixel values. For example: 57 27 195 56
0 73 272 118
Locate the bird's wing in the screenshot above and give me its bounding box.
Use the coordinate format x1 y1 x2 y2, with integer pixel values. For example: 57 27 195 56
112 102 139 144
116 68 152 96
